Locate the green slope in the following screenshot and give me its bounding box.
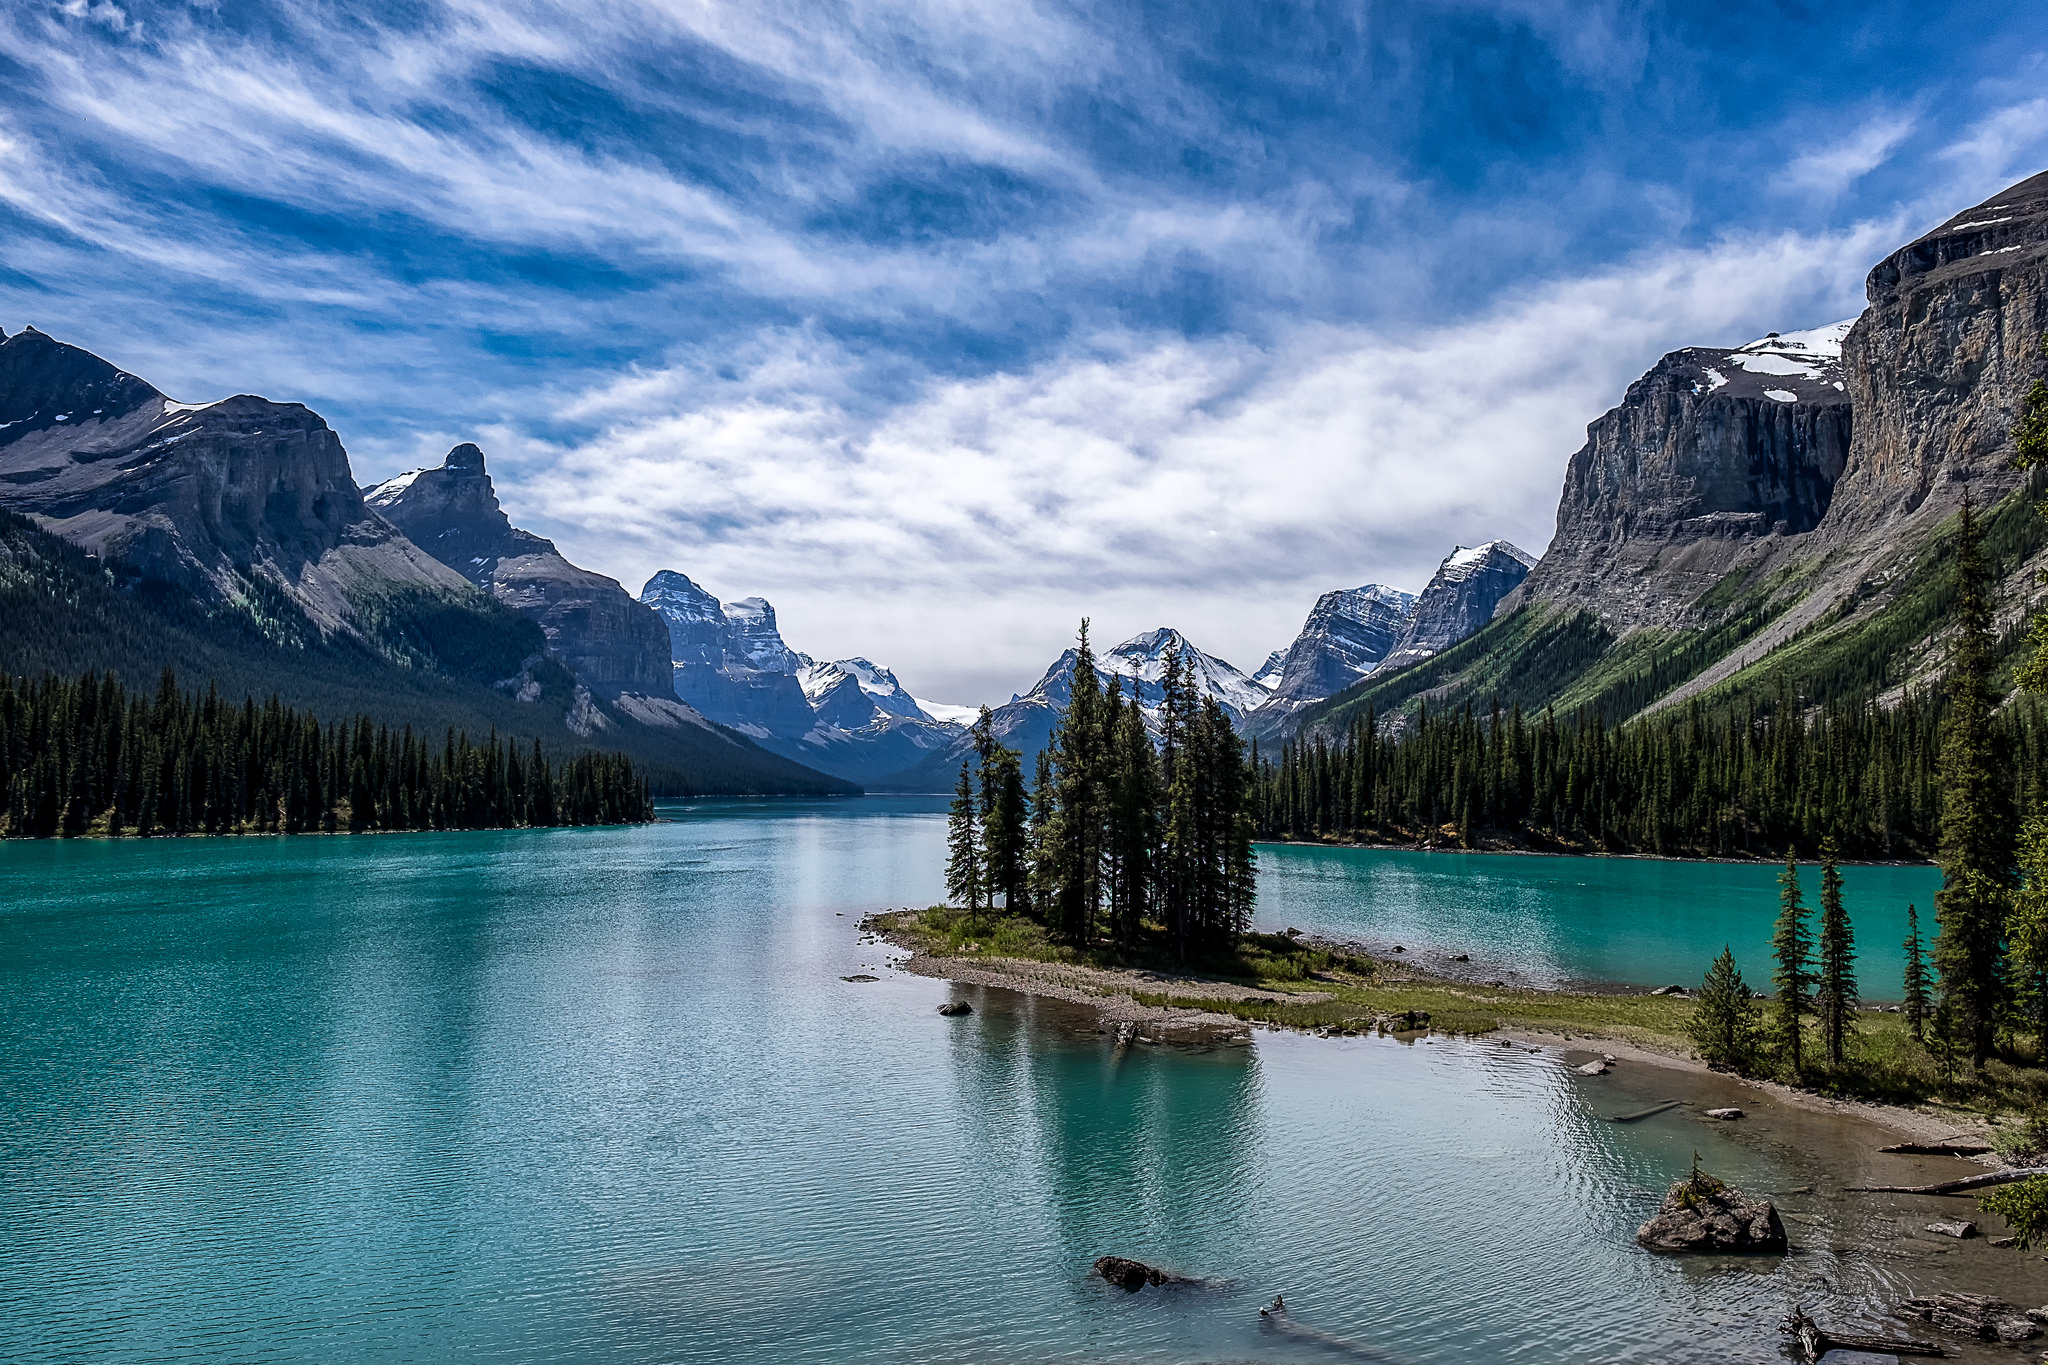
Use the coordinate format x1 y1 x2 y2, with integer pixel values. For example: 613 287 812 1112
1289 472 2048 739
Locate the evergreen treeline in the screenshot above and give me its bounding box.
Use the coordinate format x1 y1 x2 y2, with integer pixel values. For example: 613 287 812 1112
947 625 1256 955
0 667 652 837
1254 685 2045 860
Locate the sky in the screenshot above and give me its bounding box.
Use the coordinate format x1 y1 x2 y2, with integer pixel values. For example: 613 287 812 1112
3 1 2047 706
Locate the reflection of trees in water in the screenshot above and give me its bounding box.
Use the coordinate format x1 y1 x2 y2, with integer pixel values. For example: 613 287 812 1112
944 990 1261 1282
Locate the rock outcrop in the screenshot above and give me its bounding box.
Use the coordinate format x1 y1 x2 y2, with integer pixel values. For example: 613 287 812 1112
0 327 472 634
367 445 675 696
1378 541 1535 672
1634 1170 1787 1254
1508 323 1855 630
1247 585 1414 735
1091 1256 1181 1290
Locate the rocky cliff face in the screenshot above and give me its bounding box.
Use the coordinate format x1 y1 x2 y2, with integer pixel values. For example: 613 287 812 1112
1378 541 1534 672
1247 585 1414 734
1508 324 1855 628
638 570 816 736
0 327 470 633
367 445 674 696
1827 170 2048 537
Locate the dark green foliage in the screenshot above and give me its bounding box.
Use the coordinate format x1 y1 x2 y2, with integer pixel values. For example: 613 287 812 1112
953 624 1254 954
946 760 985 922
1980 1175 2048 1251
1689 946 1761 1071
0 667 651 837
1253 687 2042 859
1933 495 2016 1065
1772 848 1813 1074
1816 837 1858 1066
1903 903 1931 1042
2010 819 2048 1050
2011 332 2048 699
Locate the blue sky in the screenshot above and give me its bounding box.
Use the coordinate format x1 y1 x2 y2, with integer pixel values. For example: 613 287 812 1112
3 0 2046 703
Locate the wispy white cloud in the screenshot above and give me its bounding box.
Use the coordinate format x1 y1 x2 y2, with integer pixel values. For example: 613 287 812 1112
1778 112 1916 196
509 219 1898 704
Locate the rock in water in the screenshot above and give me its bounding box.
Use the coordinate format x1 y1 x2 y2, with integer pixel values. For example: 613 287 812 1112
1092 1256 1180 1291
1635 1171 1788 1253
1924 1220 1977 1239
937 1001 972 1016
1704 1107 1744 1120
1895 1293 2041 1342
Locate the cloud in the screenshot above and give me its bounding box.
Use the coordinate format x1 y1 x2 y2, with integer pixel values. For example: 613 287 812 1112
1778 112 1916 196
509 218 1898 705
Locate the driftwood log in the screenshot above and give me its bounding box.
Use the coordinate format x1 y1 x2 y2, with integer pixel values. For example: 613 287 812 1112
1879 1141 1993 1156
1849 1165 2048 1195
1780 1308 1944 1360
1894 1293 2043 1343
1609 1100 1684 1123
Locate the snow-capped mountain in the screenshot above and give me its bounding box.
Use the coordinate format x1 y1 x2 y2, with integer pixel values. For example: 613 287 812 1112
1245 583 1416 735
874 627 1264 791
1252 649 1287 690
1377 541 1535 673
638 570 965 785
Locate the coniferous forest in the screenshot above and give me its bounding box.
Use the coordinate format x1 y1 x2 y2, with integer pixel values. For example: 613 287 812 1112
947 624 1256 955
1253 687 2045 860
0 667 652 838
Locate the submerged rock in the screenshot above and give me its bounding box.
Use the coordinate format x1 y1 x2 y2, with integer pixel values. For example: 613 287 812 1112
1895 1293 2040 1342
1635 1170 1787 1254
1092 1256 1182 1291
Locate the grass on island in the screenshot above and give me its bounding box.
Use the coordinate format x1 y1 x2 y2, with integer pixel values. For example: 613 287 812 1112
880 904 2048 1123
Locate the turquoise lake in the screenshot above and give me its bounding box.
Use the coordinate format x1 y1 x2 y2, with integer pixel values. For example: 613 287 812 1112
0 798 1981 1363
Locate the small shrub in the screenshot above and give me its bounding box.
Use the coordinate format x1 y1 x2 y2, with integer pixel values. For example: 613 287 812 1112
1981 1175 2048 1250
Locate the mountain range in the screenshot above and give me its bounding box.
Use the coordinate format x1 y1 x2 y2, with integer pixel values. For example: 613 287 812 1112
3 167 2043 795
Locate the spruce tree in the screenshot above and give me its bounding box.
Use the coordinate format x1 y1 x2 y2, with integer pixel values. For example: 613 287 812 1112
1814 836 1857 1066
1046 621 1108 944
1771 848 1813 1075
1902 903 1931 1043
1933 493 2016 1065
1689 946 1760 1071
946 760 985 926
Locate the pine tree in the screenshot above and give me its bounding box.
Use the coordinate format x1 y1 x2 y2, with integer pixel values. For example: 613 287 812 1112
946 760 985 925
1933 493 2016 1065
1814 836 1857 1066
1045 621 1108 944
1771 848 1813 1075
1902 903 1931 1043
1690 946 1760 1071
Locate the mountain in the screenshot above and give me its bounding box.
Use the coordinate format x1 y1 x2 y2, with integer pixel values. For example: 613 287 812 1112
639 571 815 736
639 570 964 784
366 444 675 697
0 326 470 635
1246 584 1415 735
1376 541 1535 673
0 331 852 796
876 627 1264 791
1287 168 2048 740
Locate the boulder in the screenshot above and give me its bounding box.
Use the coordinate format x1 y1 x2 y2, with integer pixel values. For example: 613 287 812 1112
1704 1107 1744 1120
1635 1171 1788 1254
937 1001 973 1016
1576 1060 1610 1076
1895 1293 2041 1342
1650 985 1686 996
1092 1256 1181 1291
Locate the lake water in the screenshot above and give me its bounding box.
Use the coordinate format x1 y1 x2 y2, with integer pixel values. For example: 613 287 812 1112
0 798 1985 1363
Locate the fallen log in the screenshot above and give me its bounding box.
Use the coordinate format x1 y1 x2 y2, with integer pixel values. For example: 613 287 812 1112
1609 1100 1684 1123
1781 1308 1944 1360
1879 1141 1993 1156
1848 1165 2048 1195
